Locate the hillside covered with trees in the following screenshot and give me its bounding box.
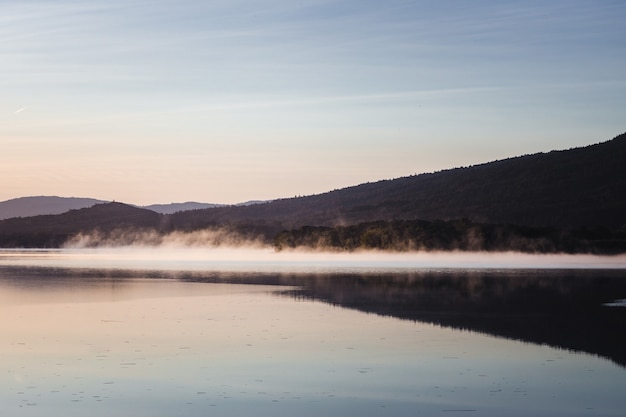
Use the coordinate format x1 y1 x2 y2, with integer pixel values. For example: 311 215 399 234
167 132 626 230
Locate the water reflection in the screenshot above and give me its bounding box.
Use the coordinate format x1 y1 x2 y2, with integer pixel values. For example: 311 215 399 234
3 265 626 367
176 268 626 368
1 262 625 416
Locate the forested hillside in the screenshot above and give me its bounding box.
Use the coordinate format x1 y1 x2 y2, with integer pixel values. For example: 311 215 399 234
169 132 626 230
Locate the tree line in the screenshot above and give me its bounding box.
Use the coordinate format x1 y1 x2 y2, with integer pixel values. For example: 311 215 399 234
273 219 626 254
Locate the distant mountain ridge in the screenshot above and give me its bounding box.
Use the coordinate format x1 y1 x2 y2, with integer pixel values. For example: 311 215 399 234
143 202 225 214
0 196 106 220
0 197 236 220
142 200 267 214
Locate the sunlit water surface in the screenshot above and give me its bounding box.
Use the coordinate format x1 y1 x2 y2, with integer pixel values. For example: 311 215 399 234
1 249 625 416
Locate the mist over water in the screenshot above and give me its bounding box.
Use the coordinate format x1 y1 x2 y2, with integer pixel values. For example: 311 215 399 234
2 247 625 272
39 225 625 272
64 228 268 249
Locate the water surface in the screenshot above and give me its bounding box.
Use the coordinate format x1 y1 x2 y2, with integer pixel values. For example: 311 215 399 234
1 249 625 416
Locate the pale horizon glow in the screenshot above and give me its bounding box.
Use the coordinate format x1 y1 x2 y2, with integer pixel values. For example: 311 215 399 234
1 0 625 205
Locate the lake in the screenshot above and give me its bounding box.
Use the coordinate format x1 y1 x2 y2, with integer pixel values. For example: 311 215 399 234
1 248 625 416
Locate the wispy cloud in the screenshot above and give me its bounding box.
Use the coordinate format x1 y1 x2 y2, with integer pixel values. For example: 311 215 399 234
170 86 503 113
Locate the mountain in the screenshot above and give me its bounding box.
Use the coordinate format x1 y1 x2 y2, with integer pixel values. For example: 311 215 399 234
0 196 105 220
1 132 625 249
168 132 626 231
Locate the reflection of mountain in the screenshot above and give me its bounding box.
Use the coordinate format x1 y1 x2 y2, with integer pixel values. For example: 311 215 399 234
179 269 626 368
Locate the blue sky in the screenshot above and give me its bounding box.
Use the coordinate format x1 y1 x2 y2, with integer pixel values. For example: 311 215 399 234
2 0 625 204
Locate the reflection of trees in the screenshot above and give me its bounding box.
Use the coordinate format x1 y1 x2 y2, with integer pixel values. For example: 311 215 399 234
273 270 626 368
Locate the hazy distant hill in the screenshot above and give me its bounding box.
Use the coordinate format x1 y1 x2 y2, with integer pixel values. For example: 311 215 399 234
0 196 105 220
236 200 269 206
137 201 265 213
143 202 225 214
168 132 626 230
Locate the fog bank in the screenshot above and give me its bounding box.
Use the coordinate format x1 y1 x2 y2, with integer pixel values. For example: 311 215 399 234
1 247 625 273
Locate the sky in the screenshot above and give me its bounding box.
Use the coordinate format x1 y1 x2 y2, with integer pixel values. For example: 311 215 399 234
1 0 625 205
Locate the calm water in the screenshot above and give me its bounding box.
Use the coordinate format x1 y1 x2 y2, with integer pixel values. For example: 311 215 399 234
1 249 625 416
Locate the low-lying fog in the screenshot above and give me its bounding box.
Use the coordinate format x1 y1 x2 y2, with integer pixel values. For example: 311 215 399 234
1 246 625 272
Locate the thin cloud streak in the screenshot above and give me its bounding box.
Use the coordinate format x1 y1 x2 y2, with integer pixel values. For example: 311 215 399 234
171 79 626 114
167 87 503 113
